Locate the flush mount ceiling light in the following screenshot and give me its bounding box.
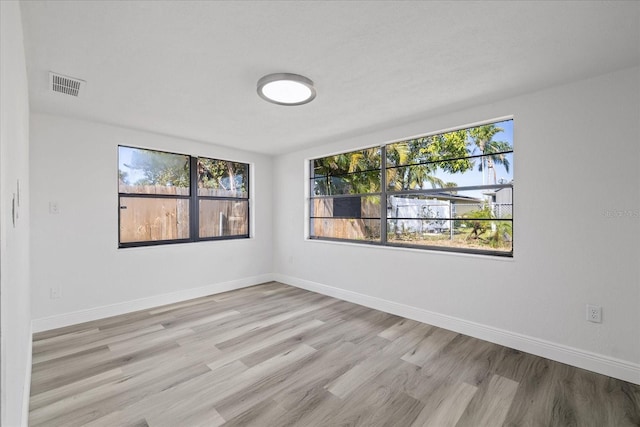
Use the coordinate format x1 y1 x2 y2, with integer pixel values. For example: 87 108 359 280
257 73 316 106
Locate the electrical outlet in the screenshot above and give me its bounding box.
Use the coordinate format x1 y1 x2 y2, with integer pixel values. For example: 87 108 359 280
49 201 60 214
586 304 602 323
50 286 62 299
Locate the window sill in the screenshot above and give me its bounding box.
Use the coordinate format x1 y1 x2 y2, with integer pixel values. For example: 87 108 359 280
305 237 514 262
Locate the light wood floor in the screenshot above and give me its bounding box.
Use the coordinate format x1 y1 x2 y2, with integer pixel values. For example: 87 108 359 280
30 282 640 426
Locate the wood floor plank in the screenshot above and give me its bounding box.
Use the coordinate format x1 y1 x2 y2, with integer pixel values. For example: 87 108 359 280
417 333 499 390
304 311 389 348
31 309 152 341
229 337 377 419
30 282 640 426
204 319 324 372
215 348 324 421
32 327 100 353
286 388 344 427
86 361 248 427
30 345 113 394
160 309 241 330
401 326 458 367
107 326 195 354
501 355 557 426
270 336 390 411
326 322 433 399
457 374 519 427
213 311 321 351
411 381 477 426
33 324 166 364
318 369 425 427
222 398 288 427
31 340 182 396
29 368 124 411
30 361 210 426
148 294 221 315
203 298 336 346
379 317 422 341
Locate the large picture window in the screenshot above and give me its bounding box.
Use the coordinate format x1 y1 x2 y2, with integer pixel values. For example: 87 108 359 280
118 146 249 247
309 119 513 256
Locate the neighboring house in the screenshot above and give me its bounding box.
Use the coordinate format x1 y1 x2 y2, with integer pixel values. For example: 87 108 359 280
484 184 514 219
389 193 483 234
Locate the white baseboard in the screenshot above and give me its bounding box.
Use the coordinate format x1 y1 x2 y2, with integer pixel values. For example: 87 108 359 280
274 273 640 385
32 274 274 333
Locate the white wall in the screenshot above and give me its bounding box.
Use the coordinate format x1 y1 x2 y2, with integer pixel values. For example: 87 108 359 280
1 1 32 425
30 114 273 328
25 63 639 389
273 66 640 384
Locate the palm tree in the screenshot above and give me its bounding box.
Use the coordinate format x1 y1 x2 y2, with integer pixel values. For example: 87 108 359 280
312 147 380 195
468 125 512 185
467 124 512 239
311 148 382 240
386 130 474 191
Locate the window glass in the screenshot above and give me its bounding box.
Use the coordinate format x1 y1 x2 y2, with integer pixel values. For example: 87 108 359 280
118 146 250 247
309 119 513 256
387 152 513 191
199 199 249 238
312 195 381 219
311 218 381 241
118 146 190 195
386 130 472 167
312 171 381 196
312 147 381 178
198 158 248 198
119 197 190 243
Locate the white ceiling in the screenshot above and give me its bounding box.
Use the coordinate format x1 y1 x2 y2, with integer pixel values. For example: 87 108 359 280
20 1 640 155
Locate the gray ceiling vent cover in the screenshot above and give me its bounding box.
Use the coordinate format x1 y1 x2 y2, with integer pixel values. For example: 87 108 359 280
49 72 85 97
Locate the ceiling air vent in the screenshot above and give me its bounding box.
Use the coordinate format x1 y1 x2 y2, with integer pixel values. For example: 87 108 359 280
49 72 85 97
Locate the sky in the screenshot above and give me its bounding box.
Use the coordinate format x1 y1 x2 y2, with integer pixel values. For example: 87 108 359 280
381 119 513 200
419 119 513 199
118 146 145 184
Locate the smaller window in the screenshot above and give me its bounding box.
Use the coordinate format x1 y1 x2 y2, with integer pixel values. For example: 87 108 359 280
118 146 249 247
118 147 191 245
197 158 249 239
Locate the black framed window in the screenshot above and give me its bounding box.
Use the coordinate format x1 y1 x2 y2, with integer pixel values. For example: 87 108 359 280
118 146 249 247
310 147 382 242
309 119 513 256
197 157 249 239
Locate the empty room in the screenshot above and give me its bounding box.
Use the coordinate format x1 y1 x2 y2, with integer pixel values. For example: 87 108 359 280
1 1 639 426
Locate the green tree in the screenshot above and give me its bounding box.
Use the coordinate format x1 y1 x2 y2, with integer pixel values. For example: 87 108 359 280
198 159 247 195
313 123 511 195
312 147 381 195
386 130 473 191
118 169 128 185
126 150 189 188
468 124 512 185
462 204 492 240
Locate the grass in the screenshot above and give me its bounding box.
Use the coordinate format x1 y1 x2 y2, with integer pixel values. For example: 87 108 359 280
388 225 512 252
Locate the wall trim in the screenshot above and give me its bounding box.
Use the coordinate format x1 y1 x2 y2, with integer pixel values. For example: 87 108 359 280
274 273 640 385
32 274 274 333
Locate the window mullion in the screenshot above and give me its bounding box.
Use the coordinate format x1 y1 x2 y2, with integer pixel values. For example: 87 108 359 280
381 145 387 245
190 156 198 241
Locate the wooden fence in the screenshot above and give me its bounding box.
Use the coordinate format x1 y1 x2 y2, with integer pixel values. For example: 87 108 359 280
311 197 381 240
198 200 248 238
119 185 247 243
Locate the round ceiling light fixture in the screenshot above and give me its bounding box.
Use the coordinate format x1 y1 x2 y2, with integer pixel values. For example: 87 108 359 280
257 73 316 106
